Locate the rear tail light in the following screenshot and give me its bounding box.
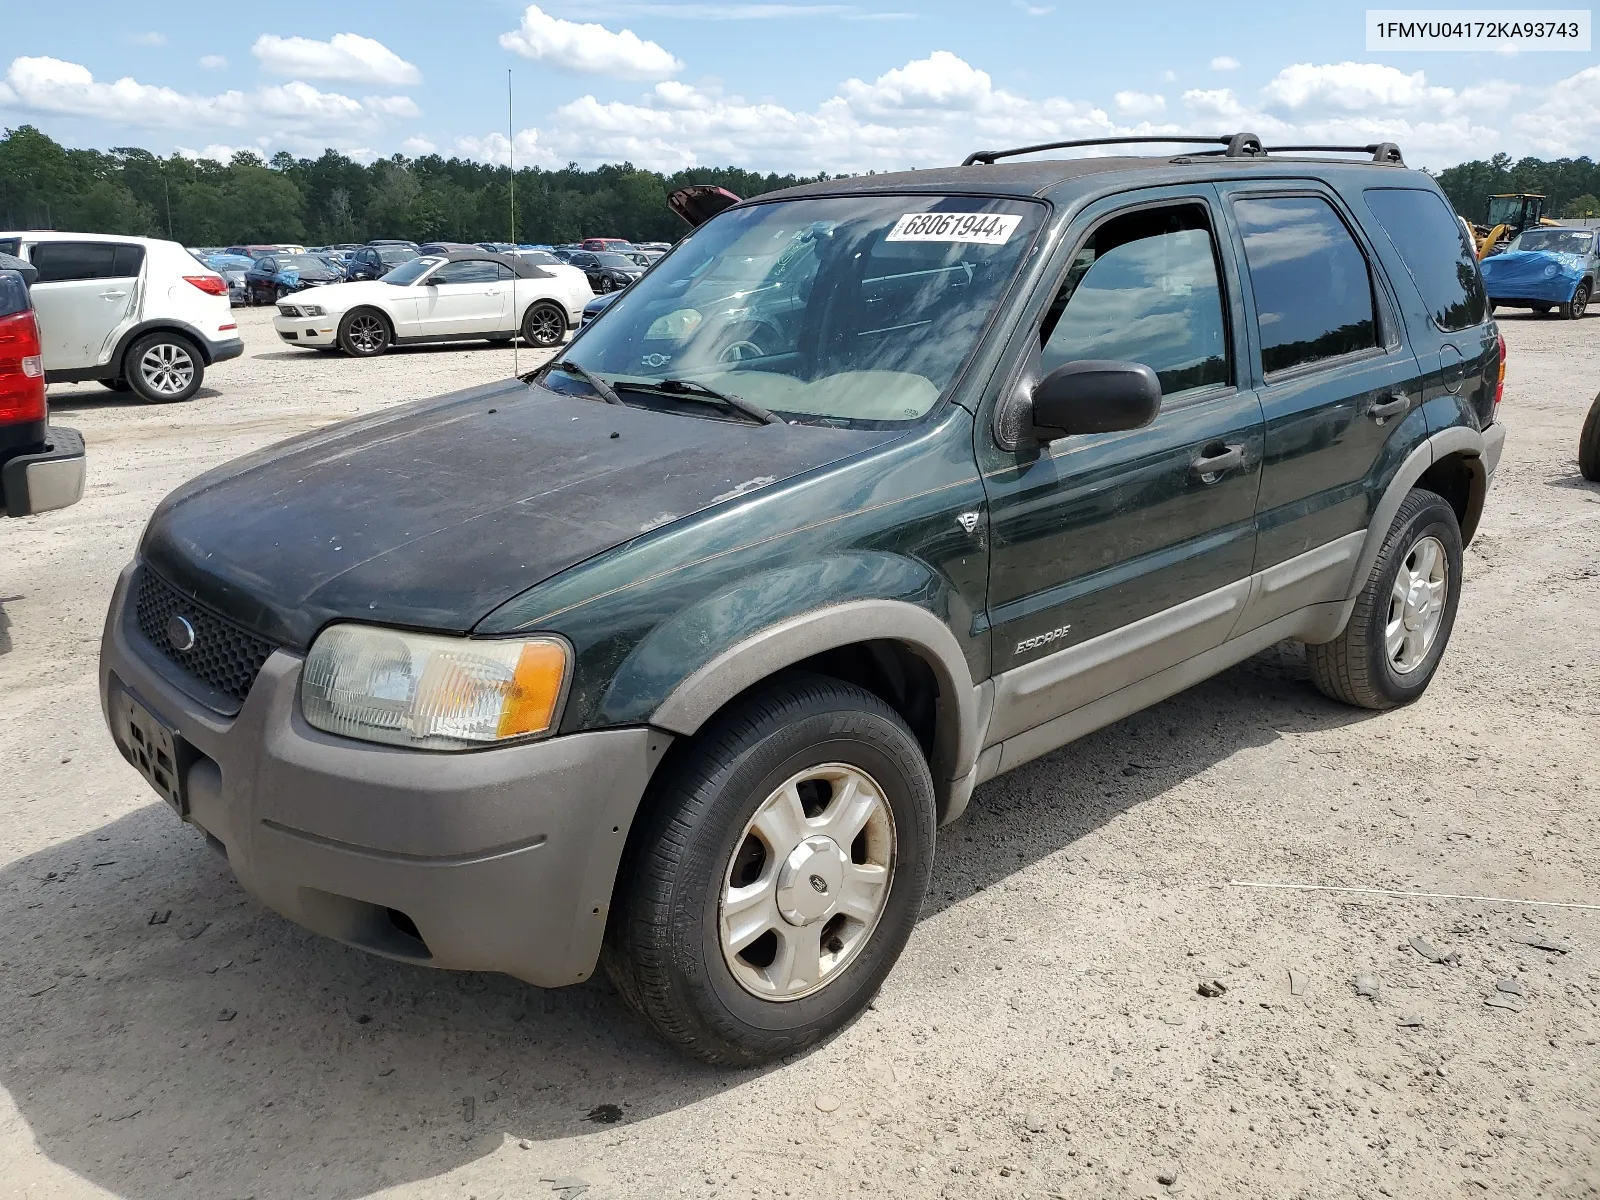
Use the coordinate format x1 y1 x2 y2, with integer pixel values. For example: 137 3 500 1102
0 309 47 426
1493 331 1506 417
184 274 229 296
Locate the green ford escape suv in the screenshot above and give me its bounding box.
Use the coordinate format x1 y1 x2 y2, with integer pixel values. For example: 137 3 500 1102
100 134 1505 1064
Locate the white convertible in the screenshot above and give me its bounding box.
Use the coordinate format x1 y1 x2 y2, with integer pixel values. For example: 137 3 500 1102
271 250 593 357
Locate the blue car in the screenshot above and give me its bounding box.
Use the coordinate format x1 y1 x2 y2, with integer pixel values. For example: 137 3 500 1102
1479 226 1598 319
244 252 345 306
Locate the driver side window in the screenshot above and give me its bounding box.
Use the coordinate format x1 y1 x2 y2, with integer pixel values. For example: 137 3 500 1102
1041 203 1231 397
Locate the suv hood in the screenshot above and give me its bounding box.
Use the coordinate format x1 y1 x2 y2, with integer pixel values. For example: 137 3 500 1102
140 380 898 650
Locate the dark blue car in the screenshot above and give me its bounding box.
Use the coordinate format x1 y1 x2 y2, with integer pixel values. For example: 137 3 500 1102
1479 226 1599 319
244 253 344 306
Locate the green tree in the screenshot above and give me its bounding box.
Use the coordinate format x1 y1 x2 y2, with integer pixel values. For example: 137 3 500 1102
1563 193 1600 218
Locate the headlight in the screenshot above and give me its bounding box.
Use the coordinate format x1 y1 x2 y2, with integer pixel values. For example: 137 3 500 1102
301 304 325 317
301 624 570 750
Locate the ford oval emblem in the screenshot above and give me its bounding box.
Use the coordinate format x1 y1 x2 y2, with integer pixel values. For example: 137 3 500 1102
166 614 197 653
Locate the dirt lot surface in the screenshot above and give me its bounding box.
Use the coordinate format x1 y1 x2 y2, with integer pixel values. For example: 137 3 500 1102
1 306 1596 1200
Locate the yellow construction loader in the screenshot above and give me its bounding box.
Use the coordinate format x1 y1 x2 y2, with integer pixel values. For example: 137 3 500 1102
1472 193 1563 259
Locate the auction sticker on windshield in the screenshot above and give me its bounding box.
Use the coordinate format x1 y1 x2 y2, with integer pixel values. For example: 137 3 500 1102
886 212 1023 244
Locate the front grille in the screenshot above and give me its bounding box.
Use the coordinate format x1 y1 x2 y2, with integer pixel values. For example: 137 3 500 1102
134 568 277 705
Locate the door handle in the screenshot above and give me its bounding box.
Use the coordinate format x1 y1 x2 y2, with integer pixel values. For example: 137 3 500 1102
1369 394 1410 423
99 289 127 299
1190 443 1244 482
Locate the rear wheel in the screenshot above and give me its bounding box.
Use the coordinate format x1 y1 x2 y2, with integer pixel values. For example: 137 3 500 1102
603 675 936 1065
1563 281 1590 320
338 308 391 357
124 333 203 403
1579 391 1600 482
1306 489 1462 709
521 301 567 349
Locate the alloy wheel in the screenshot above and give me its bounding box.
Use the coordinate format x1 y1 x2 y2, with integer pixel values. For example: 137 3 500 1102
526 305 565 346
138 342 195 397
348 313 385 353
719 763 896 1001
1386 534 1448 674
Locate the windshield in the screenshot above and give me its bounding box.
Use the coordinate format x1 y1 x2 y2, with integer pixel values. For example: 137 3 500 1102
279 254 338 274
550 194 1044 426
382 255 443 285
593 252 640 269
516 250 561 265
1512 228 1594 255
378 247 419 265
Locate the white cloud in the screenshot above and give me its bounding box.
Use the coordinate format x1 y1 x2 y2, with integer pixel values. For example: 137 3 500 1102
1114 90 1166 117
455 129 548 167
499 5 683 79
1012 1 1055 14
176 143 248 163
1210 55 1240 71
199 54 228 71
1260 62 1456 111
127 32 167 47
0 56 419 157
1161 69 1178 83
401 135 437 155
252 33 421 86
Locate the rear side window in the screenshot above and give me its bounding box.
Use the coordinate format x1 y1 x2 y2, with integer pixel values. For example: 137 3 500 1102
0 238 18 256
29 241 144 283
1363 188 1488 332
0 271 29 317
1234 196 1378 375
1041 203 1230 396
430 260 501 284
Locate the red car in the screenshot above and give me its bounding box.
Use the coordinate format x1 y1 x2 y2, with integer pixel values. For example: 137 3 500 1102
580 237 633 252
0 256 85 517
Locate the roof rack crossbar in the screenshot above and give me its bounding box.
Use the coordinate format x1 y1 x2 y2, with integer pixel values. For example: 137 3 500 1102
1263 142 1405 165
963 132 1263 166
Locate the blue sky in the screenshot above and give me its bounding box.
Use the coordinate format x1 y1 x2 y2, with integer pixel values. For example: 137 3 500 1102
2 1 1596 172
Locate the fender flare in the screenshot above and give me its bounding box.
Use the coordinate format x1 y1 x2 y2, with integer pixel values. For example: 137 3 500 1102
1332 425 1488 625
111 318 220 368
650 598 982 799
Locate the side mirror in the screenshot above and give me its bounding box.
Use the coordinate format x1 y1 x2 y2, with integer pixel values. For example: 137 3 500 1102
1031 359 1162 441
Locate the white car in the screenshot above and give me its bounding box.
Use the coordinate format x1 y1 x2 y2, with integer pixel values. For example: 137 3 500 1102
271 251 593 357
0 231 241 403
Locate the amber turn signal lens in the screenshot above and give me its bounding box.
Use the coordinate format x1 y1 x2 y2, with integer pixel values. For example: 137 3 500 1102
498 641 569 738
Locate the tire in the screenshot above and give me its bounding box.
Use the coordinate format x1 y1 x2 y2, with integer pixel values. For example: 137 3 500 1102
98 378 131 392
1563 281 1591 320
1306 488 1463 710
603 674 936 1066
521 300 567 349
1579 391 1600 482
338 308 391 357
124 332 203 404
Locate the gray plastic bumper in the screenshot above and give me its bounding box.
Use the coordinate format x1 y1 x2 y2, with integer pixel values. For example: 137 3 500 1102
3 425 85 517
98 564 661 987
1482 420 1505 485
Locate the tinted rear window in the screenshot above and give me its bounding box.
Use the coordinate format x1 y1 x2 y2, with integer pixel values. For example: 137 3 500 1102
0 239 18 256
0 270 29 318
1364 188 1488 333
1235 196 1378 375
30 241 144 283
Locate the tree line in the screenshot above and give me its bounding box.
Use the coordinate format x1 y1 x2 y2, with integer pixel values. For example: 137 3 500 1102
5 124 1600 246
0 125 822 246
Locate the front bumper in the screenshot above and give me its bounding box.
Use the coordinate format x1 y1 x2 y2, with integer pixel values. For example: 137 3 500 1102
272 313 338 346
3 425 85 517
98 564 661 987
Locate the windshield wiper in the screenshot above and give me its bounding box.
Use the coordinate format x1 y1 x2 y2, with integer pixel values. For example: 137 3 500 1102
615 377 783 426
541 359 623 405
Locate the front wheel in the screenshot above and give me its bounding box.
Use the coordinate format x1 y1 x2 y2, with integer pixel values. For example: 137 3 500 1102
1579 391 1600 482
521 301 567 349
1306 488 1463 709
603 675 936 1065
1563 281 1591 320
338 308 391 357
125 333 203 403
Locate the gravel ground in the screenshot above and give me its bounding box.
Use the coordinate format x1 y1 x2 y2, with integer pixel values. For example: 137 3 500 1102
0 306 1596 1200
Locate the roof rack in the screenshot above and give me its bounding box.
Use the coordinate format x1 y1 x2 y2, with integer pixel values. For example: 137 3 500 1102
1262 142 1404 165
962 134 1405 168
962 133 1263 166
